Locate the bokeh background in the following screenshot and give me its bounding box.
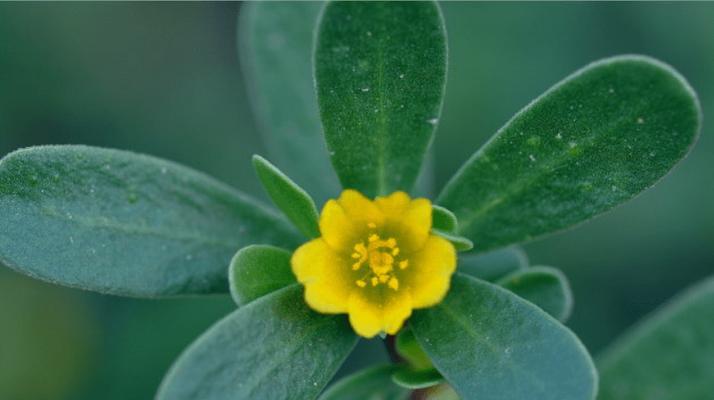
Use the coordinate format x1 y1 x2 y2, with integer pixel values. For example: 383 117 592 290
1 2 712 399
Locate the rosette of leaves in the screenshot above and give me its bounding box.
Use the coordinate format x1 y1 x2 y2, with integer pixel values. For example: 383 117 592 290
0 1 703 400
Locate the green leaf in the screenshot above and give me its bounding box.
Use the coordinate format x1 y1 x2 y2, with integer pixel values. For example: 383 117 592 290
392 367 443 390
0 145 301 297
431 205 471 250
598 275 714 400
239 1 339 202
410 274 597 400
253 155 320 238
432 205 457 232
315 1 447 197
432 230 473 252
395 326 433 370
157 285 358 400
458 246 528 281
319 364 409 400
438 56 701 252
497 266 573 322
228 245 296 306
414 150 436 198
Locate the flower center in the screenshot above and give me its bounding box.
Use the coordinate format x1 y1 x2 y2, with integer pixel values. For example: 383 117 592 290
350 223 409 290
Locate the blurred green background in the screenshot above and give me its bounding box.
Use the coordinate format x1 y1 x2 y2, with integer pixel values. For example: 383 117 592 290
0 2 711 399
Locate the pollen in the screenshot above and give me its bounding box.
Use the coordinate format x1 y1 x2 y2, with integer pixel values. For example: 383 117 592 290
388 277 399 290
350 228 408 291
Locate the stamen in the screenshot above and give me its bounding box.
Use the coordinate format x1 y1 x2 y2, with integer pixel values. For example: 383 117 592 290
351 233 408 290
388 277 399 290
367 222 376 229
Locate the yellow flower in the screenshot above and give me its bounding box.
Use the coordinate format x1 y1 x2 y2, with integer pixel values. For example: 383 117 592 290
291 189 457 338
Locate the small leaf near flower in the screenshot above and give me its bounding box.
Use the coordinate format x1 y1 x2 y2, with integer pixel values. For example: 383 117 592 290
432 205 458 232
291 190 456 338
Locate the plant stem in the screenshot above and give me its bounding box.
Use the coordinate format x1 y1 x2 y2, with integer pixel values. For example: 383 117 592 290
384 334 401 362
410 389 429 400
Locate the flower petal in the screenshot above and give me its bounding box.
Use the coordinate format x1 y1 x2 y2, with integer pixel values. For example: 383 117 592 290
375 192 432 252
291 239 351 313
338 189 384 224
374 191 411 215
319 199 358 250
319 190 385 251
398 198 432 250
405 235 457 308
348 289 413 338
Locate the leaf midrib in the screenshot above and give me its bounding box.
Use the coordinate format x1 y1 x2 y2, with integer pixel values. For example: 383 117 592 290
244 316 351 397
434 299 549 397
14 203 243 250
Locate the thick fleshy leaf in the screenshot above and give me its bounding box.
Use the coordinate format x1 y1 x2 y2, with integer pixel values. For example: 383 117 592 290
396 326 433 370
414 150 436 198
253 155 320 238
497 266 573 322
239 1 339 202
319 364 408 400
431 205 471 251
598 275 714 400
439 56 701 252
410 274 597 400
432 205 457 233
458 246 528 281
228 245 295 306
0 145 300 297
157 285 358 400
392 367 443 390
315 1 447 197
432 230 473 252
394 327 443 390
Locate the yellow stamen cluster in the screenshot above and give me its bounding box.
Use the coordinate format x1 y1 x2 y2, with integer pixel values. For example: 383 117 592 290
351 223 409 291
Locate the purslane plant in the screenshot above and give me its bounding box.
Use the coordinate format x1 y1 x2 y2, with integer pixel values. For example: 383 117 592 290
0 2 703 400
